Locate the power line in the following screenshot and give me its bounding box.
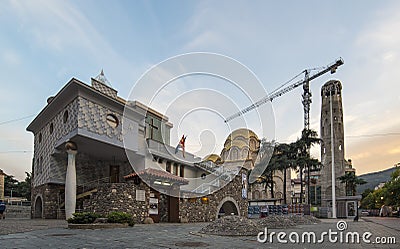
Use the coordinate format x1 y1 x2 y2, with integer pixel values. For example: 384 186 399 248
346 132 400 139
0 151 33 154
0 114 35 126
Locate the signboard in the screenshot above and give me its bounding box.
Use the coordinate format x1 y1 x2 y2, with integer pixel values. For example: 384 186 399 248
135 190 145 202
149 197 158 215
242 173 248 199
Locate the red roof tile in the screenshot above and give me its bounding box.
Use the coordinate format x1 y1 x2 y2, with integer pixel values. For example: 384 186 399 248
124 168 189 184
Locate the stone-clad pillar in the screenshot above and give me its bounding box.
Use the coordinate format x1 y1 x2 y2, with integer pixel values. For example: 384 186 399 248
65 142 77 220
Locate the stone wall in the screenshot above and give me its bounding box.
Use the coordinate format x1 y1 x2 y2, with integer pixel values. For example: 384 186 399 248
4 205 31 219
31 183 64 219
33 98 79 187
83 181 150 224
180 170 248 222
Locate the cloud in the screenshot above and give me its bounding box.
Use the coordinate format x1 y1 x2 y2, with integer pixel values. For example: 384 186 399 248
2 49 21 66
7 0 126 65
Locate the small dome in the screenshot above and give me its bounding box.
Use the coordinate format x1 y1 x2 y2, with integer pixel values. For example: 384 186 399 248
203 154 222 164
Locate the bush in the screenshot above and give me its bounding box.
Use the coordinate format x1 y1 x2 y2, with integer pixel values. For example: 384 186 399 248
67 212 101 224
107 211 135 226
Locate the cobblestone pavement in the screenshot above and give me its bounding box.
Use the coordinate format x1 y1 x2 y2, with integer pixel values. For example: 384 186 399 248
0 218 398 248
362 217 400 231
0 219 67 235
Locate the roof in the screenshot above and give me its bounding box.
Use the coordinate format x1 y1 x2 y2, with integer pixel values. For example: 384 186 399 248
202 154 222 164
226 128 258 141
124 168 189 185
224 139 250 151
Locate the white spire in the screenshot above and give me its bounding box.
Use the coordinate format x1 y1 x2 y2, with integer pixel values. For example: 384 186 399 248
94 69 112 87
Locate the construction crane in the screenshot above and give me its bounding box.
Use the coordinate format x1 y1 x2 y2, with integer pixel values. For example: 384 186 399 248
224 58 344 127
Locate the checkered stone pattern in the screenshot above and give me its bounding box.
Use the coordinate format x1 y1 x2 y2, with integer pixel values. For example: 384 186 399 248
77 97 123 142
33 98 79 187
92 80 118 99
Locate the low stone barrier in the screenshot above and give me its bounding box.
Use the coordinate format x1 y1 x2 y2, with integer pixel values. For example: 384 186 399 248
3 205 31 219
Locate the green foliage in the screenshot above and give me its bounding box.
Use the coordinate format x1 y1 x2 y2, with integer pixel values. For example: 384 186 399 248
107 211 134 226
67 212 101 224
338 171 367 196
4 172 32 200
360 168 400 209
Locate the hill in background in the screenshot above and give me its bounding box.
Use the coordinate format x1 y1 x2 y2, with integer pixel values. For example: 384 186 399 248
356 166 398 194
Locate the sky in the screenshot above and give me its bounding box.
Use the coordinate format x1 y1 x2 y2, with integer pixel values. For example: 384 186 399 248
0 0 399 180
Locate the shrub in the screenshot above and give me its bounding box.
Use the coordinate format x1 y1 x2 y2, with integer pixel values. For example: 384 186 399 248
67 212 101 224
107 211 135 226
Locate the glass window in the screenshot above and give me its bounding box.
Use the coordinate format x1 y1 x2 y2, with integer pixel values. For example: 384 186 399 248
49 123 54 134
63 110 69 123
106 114 119 128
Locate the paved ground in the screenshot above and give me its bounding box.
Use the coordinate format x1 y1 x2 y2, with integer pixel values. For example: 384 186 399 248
0 217 398 248
362 217 400 232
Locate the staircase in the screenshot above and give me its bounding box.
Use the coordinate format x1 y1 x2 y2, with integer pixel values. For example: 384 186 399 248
191 167 239 194
58 176 111 209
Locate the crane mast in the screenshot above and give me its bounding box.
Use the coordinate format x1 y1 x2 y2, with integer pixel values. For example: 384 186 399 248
224 58 344 123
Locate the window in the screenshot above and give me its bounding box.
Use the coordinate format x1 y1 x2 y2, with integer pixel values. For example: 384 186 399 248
38 133 42 143
166 162 171 173
106 114 119 128
179 165 184 177
63 110 69 123
36 158 40 175
49 123 54 134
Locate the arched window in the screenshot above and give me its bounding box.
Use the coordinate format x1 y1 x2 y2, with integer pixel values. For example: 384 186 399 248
242 148 249 159
232 148 239 160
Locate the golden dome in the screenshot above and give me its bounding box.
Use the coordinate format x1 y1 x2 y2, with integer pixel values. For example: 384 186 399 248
223 139 250 152
221 128 260 163
203 154 222 164
223 128 259 148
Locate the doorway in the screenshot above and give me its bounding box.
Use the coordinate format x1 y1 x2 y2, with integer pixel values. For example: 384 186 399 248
168 196 179 222
347 201 356 218
34 196 43 218
109 165 119 183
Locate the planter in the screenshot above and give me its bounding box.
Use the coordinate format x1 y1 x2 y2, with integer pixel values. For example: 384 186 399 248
68 223 129 229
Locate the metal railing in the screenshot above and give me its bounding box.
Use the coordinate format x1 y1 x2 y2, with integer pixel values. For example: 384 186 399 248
191 168 238 194
76 176 112 194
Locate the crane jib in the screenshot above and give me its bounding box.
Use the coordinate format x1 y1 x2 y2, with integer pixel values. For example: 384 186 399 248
224 58 344 123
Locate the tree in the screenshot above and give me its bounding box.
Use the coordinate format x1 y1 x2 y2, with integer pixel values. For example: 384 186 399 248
4 172 32 200
272 143 297 204
18 172 32 201
360 168 400 209
293 128 322 204
338 171 367 196
4 175 19 197
254 139 277 199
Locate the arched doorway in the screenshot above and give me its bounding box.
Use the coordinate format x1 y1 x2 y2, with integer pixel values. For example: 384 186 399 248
216 197 240 219
34 196 43 218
